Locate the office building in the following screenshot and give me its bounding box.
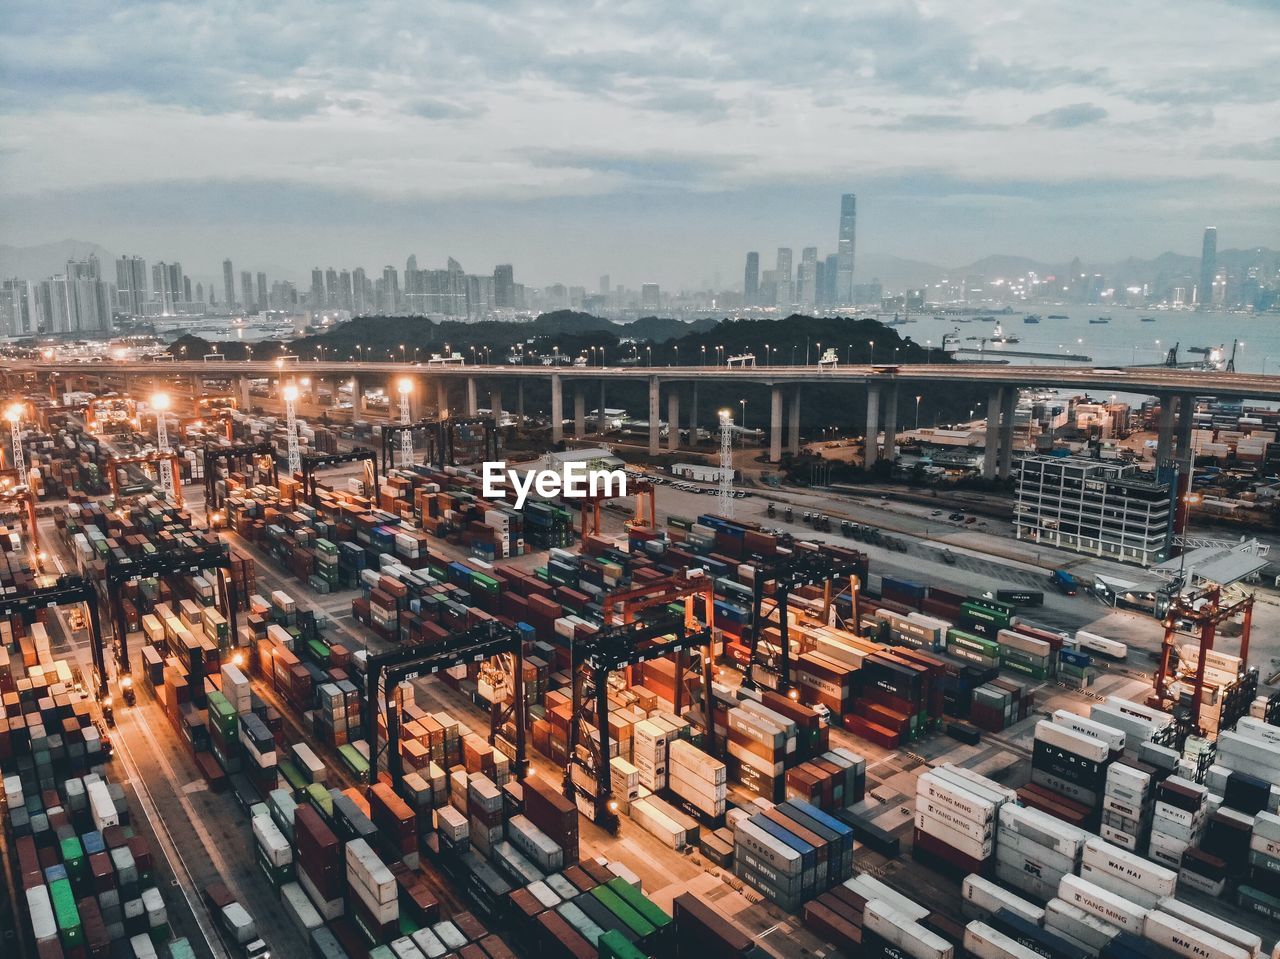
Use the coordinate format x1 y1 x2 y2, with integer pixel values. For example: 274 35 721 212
837 193 856 303
37 258 111 334
0 279 32 336
115 255 148 315
1014 455 1172 566
382 266 400 312
822 253 839 306
222 259 236 309
493 264 514 309
310 268 325 307
798 247 818 309
352 267 368 313
641 283 661 311
239 271 253 311
775 248 793 310
743 252 759 306
338 270 353 311
1199 227 1217 310
255 272 268 311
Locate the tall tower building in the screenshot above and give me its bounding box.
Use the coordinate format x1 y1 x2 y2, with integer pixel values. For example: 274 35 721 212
836 193 856 304
1199 227 1217 311
799 247 818 309
338 270 353 310
256 272 268 310
240 271 253 311
352 268 367 313
115 256 148 315
823 253 838 306
744 252 759 306
222 259 235 309
310 269 325 307
775 248 793 309
383 266 400 311
493 264 514 309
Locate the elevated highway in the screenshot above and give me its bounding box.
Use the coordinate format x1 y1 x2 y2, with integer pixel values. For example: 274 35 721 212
6 358 1274 477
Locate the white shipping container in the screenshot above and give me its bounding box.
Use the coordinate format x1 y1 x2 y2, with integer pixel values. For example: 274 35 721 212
863 900 954 959
1142 910 1251 959
87 779 118 830
411 928 447 959
1051 710 1126 753
960 874 1045 926
995 829 1076 879
916 811 993 861
915 797 994 843
279 882 324 934
1080 837 1176 900
962 921 1044 959
253 815 293 868
1035 720 1110 764
1044 899 1120 953
26 885 56 942
1057 875 1148 932
998 803 1088 861
844 875 930 921
917 772 997 826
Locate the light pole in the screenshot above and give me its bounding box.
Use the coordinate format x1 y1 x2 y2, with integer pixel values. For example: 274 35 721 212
915 395 922 430
869 340 875 366
282 384 302 477
151 392 175 501
739 398 747 436
397 378 414 466
5 404 25 484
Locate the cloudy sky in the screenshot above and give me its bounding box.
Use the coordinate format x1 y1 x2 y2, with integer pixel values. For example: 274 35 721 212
2 0 1277 289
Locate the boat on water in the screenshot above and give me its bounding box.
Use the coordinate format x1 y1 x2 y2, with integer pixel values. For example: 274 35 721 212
1089 316 1111 324
989 322 1019 344
1140 316 1156 322
1024 314 1042 324
1047 314 1068 319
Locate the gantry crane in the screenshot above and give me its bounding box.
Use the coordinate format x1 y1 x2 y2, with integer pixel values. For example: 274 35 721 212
424 416 499 469
742 543 868 693
364 620 527 792
299 448 378 506
1150 584 1254 740
106 450 187 507
203 441 279 516
579 475 656 542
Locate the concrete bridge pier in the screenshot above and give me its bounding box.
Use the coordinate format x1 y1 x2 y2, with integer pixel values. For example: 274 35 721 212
689 382 698 443
998 387 1016 479
1155 393 1175 465
465 377 478 417
982 387 1004 480
574 388 586 436
882 385 899 464
490 388 503 428
770 387 783 462
551 374 564 443
1174 395 1195 465
352 377 365 418
516 381 525 429
238 376 252 412
864 385 881 470
787 387 801 455
648 377 661 455
436 380 449 419
598 382 607 431
667 391 680 451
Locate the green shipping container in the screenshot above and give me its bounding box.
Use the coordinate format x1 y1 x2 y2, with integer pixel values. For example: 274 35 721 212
589 885 656 941
306 638 330 665
49 878 83 946
59 837 87 884
305 782 334 819
598 930 648 959
604 878 672 932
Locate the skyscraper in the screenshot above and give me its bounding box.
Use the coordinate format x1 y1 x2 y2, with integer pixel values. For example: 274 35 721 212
641 283 660 311
240 271 253 311
325 268 339 308
799 247 818 309
744 252 759 306
310 269 325 307
1199 227 1218 311
115 255 148 315
493 265 514 309
222 259 235 309
836 193 856 304
382 266 400 312
352 268 367 313
338 270 353 311
823 253 839 306
256 272 268 311
775 248 793 309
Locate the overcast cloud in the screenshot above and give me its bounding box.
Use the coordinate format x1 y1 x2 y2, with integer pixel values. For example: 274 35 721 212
1 0 1276 288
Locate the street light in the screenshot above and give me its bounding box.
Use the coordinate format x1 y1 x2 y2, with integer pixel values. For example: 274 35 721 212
739 398 747 432
869 340 875 366
915 395 922 430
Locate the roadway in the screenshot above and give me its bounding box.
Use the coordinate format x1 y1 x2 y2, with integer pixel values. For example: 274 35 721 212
11 358 1280 401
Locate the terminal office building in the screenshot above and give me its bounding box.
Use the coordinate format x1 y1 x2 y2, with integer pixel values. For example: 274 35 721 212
1014 455 1173 566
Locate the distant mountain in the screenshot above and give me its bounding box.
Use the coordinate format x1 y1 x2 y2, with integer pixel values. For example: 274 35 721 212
0 239 117 280
620 315 719 342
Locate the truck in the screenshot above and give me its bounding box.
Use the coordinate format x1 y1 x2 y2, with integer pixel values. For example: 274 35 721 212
1049 569 1078 596
203 882 271 959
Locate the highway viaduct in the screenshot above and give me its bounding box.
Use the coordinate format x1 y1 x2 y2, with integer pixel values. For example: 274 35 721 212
9 359 1280 479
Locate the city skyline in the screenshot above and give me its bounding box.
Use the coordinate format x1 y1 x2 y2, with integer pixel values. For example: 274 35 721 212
1 3 1277 288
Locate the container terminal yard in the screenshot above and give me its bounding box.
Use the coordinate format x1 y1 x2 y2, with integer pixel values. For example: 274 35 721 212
4 365 1280 959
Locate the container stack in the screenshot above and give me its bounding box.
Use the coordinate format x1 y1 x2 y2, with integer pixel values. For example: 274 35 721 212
346 837 399 943
1147 776 1208 871
914 766 1014 876
724 704 788 801
632 718 670 792
667 739 727 823
1100 759 1153 853
1142 906 1257 959
1078 836 1177 910
994 802 1088 904
732 800 854 911
1024 720 1111 826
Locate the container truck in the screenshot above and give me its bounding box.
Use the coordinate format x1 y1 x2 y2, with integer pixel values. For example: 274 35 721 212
203 883 271 959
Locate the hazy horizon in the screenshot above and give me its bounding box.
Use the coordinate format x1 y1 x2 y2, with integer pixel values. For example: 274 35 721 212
3 2 1277 289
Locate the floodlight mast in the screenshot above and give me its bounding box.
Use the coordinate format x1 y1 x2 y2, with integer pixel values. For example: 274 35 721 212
397 378 414 467
282 384 302 476
5 405 25 486
718 409 735 519
151 393 175 501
